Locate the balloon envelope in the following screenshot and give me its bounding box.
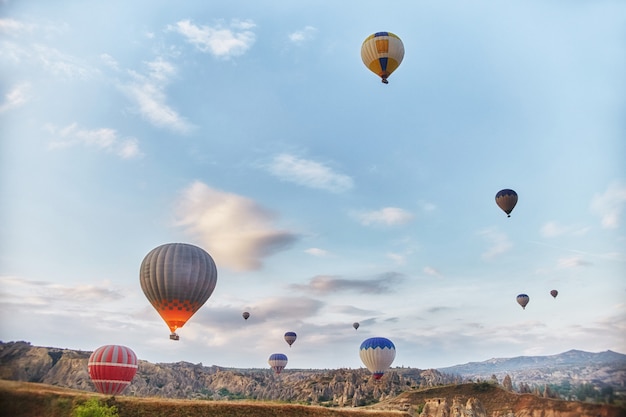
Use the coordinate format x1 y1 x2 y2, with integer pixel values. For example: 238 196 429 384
353 322 360 330
140 243 217 337
495 189 518 217
517 294 530 309
88 345 138 395
361 32 404 84
550 290 558 298
242 311 250 320
359 337 396 380
284 331 297 347
268 353 288 374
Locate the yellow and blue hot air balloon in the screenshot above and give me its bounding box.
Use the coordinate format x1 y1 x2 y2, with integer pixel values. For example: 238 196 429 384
517 294 530 310
284 331 297 347
140 243 218 340
495 189 518 217
359 337 396 380
361 32 404 84
268 353 288 374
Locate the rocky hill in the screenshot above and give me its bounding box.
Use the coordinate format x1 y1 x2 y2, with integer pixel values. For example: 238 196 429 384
1 341 624 415
0 341 457 406
438 349 626 402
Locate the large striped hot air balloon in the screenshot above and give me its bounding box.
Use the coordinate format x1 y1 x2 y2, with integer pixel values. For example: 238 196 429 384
517 294 530 310
268 353 288 374
361 32 404 84
88 345 138 395
495 189 518 217
284 331 297 347
359 337 396 380
140 243 218 340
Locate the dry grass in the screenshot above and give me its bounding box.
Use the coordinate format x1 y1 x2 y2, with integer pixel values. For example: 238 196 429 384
0 380 409 417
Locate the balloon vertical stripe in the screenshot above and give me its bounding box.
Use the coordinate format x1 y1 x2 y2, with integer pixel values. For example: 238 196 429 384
88 345 138 395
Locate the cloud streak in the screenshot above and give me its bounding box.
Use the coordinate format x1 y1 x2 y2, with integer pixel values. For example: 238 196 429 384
352 207 414 226
267 153 353 193
174 181 299 271
46 123 142 159
479 228 513 259
169 19 256 58
0 82 30 112
291 272 404 295
591 182 626 229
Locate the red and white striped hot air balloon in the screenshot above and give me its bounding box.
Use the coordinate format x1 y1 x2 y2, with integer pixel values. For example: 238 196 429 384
88 345 138 395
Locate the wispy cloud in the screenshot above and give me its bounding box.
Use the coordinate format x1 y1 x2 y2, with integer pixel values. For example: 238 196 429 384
591 182 626 229
267 153 353 193
0 82 31 112
174 181 299 271
169 19 256 58
46 123 142 159
288 26 317 44
479 228 513 259
0 18 35 35
291 272 404 295
540 221 590 238
305 247 330 257
123 57 193 133
557 255 592 269
423 266 442 277
352 207 414 226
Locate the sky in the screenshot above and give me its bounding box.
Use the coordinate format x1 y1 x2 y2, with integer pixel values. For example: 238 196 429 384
1 0 625 372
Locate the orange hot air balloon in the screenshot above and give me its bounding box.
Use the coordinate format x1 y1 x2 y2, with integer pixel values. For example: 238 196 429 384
140 243 218 340
361 32 404 84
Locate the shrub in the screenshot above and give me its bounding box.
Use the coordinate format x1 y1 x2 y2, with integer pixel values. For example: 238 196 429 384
72 398 119 417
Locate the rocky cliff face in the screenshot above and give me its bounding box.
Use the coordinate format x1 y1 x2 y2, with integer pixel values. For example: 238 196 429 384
0 341 452 405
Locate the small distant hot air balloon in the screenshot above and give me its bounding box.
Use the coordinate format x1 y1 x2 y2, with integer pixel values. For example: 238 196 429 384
242 311 250 320
353 322 360 330
268 353 288 374
550 290 558 298
517 294 530 310
284 331 297 347
88 345 138 395
140 243 218 340
495 189 518 217
359 337 396 380
361 32 404 84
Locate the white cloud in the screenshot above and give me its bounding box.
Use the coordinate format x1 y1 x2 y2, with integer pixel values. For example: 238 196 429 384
123 57 193 133
557 256 592 269
169 19 256 58
305 248 330 257
288 26 317 44
0 82 31 112
100 53 120 71
540 221 590 238
387 252 406 265
174 181 299 271
591 182 626 229
0 18 35 35
46 123 143 159
479 228 513 259
267 153 353 193
423 266 442 277
352 207 414 226
33 44 97 79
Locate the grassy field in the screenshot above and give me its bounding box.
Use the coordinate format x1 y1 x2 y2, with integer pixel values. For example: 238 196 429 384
0 380 409 417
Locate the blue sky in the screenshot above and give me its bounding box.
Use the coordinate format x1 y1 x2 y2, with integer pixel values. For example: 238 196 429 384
1 0 625 371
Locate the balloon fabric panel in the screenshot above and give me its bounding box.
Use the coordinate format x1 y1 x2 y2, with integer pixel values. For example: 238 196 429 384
88 345 138 395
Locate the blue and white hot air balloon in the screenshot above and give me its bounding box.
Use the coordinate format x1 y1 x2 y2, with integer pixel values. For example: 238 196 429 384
284 331 297 347
268 353 288 374
517 294 530 310
359 337 396 380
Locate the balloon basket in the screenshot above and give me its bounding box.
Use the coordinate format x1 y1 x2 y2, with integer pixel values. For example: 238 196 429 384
169 333 180 341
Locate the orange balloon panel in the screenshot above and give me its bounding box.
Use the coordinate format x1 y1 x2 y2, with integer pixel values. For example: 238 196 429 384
152 298 203 332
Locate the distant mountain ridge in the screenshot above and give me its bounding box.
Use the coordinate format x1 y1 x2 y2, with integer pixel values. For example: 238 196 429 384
438 349 626 374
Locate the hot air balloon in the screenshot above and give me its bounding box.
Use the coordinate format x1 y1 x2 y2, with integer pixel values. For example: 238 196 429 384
242 311 250 320
88 345 138 395
550 290 558 298
359 337 396 380
284 331 297 347
268 353 288 374
353 322 360 330
517 294 530 310
361 32 404 84
140 243 218 340
495 189 518 217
